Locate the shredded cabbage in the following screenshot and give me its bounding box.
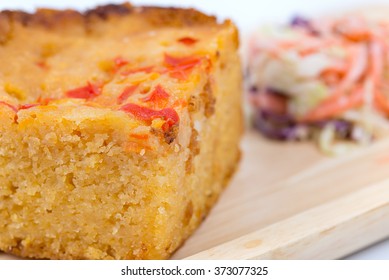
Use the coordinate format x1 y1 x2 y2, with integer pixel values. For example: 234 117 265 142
318 124 359 155
248 16 389 154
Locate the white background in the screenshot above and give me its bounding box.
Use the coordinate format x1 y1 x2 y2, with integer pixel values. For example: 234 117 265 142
1 0 389 260
2 260 389 280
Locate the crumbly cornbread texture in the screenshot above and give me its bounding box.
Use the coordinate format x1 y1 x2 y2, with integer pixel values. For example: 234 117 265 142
0 3 242 259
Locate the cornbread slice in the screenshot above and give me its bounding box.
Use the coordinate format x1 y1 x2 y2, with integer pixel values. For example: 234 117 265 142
0 4 242 259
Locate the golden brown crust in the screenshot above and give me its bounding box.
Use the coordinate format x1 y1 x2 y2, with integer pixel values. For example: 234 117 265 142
0 2 218 32
130 6 217 27
85 2 133 19
0 12 11 43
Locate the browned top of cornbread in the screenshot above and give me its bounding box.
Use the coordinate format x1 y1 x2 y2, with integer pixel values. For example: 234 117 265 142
0 3 239 151
0 3 218 33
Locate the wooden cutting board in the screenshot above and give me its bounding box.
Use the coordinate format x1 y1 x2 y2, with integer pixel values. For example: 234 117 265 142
1 130 389 260
173 130 389 259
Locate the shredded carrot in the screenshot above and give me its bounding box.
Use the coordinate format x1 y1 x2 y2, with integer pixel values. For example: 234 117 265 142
255 14 389 125
338 45 368 93
302 87 364 122
309 44 368 116
367 37 389 116
334 16 371 42
370 39 384 86
374 90 389 115
255 15 389 126
320 64 347 86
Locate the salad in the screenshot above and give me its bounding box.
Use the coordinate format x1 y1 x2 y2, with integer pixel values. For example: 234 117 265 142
247 14 389 154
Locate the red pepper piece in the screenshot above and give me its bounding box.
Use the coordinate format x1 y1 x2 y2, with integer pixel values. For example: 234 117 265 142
36 61 49 70
121 66 154 76
117 85 139 104
164 53 202 69
37 96 56 105
159 108 180 129
112 56 129 73
66 82 102 99
19 104 39 110
129 133 149 140
177 37 198 46
120 103 179 128
141 85 170 107
0 101 18 112
164 53 202 80
114 56 129 68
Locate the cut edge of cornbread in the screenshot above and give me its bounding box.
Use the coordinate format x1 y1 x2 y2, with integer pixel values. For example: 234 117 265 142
0 3 243 259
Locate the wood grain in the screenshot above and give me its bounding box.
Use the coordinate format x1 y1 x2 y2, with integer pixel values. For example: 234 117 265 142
186 180 389 259
173 131 389 259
